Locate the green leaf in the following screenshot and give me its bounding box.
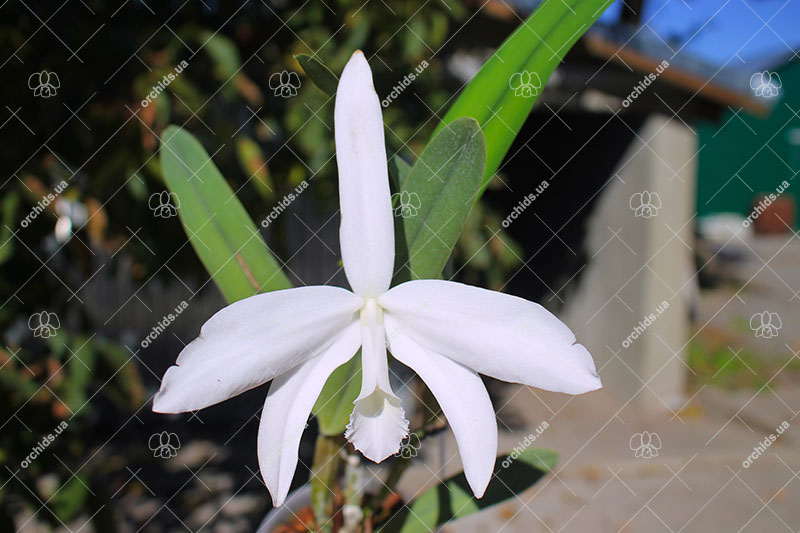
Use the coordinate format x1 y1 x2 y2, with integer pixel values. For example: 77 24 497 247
312 353 362 436
379 449 558 533
398 117 485 280
200 31 241 81
296 53 339 96
161 126 353 434
388 155 412 191
51 474 89 522
438 0 612 184
64 338 96 417
160 125 291 303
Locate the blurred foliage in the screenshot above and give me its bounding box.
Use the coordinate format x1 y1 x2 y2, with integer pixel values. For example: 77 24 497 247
687 329 800 391
0 1 525 529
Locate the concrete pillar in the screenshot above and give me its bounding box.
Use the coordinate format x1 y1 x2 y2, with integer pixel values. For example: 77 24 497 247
563 114 696 411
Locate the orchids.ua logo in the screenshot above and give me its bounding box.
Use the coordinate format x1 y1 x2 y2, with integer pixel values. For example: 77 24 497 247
29 311 60 338
509 70 542 98
20 180 68 228
743 180 790 228
261 180 310 228
269 70 301 98
381 59 429 107
395 433 421 458
391 191 422 218
149 191 180 218
621 60 669 108
743 421 789 468
29 70 60 98
501 421 549 469
630 431 661 459
630 190 662 218
149 431 181 458
140 300 189 349
501 180 548 228
750 311 781 338
141 60 188 108
621 300 669 349
750 71 781 99
20 421 68 468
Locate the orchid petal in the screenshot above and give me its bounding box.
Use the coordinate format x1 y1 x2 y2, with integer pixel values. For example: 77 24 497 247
385 315 497 497
345 299 408 461
379 280 601 394
153 286 362 413
259 321 362 507
334 50 394 297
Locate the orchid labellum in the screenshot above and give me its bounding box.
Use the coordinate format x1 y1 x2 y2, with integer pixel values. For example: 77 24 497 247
153 50 601 507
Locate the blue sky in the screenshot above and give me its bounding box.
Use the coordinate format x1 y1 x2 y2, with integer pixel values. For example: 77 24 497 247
599 0 800 67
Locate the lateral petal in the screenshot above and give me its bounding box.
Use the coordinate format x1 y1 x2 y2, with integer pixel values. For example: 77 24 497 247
259 321 362 506
153 286 362 413
385 315 497 497
379 280 601 394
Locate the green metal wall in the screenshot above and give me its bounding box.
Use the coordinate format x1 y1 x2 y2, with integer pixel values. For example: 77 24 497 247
696 60 800 223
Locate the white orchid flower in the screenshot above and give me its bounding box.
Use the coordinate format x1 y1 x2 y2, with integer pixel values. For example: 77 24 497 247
153 50 601 507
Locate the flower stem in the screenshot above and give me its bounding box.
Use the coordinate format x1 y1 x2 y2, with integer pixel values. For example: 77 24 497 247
311 434 342 533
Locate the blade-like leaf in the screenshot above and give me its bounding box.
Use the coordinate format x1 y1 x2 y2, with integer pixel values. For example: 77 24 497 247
398 117 485 280
379 449 558 533
162 126 355 434
438 0 612 184
388 154 412 191
296 53 339 96
160 125 291 303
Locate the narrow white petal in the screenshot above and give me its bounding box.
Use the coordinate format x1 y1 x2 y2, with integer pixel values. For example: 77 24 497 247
385 315 497 498
379 280 601 394
153 286 362 413
345 299 408 461
259 322 362 507
334 50 394 297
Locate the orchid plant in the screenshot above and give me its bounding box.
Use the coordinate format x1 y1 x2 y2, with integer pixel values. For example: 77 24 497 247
155 48 600 504
155 1 611 530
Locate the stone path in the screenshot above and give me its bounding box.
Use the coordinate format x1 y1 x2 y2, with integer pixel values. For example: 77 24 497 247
398 385 800 532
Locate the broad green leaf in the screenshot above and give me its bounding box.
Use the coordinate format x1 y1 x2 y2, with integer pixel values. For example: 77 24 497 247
313 352 362 436
160 125 290 303
162 126 352 434
379 448 558 533
438 0 612 184
388 154 412 191
295 53 339 96
399 117 485 280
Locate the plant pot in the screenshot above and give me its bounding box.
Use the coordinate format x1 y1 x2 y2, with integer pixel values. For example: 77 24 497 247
256 485 312 533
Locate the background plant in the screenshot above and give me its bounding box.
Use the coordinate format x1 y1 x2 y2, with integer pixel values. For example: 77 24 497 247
0 0 609 529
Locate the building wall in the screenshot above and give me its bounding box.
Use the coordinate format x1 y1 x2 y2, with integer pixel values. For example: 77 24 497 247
564 114 696 411
696 60 800 220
